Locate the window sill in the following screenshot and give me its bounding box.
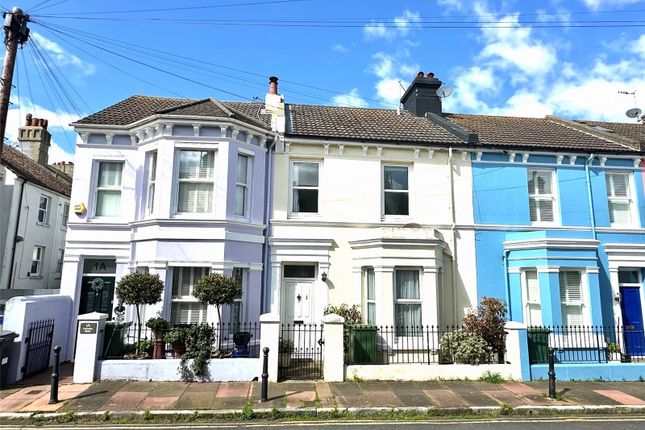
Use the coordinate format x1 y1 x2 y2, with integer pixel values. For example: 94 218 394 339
36 222 50 228
382 215 411 223
27 275 43 279
530 222 560 227
288 213 322 219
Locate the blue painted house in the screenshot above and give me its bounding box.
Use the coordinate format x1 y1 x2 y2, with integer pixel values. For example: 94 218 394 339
447 114 645 364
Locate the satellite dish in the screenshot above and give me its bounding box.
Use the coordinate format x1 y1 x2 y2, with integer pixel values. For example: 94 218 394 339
436 86 453 98
626 107 642 118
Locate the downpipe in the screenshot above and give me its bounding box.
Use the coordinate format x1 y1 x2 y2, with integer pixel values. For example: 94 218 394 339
585 153 597 240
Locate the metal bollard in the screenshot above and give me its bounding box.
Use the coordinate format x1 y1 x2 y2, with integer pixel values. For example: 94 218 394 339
548 347 558 399
261 347 269 402
49 345 62 404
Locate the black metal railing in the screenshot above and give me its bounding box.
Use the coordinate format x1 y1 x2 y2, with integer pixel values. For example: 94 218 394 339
528 325 645 364
22 319 55 377
345 325 506 365
102 321 261 359
278 323 324 381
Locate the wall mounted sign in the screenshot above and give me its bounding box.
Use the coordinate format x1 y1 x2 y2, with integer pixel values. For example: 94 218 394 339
79 322 97 334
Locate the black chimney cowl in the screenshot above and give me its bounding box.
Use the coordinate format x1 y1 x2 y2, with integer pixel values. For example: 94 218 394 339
400 75 443 117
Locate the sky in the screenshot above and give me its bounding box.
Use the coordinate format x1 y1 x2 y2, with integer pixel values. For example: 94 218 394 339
2 0 645 163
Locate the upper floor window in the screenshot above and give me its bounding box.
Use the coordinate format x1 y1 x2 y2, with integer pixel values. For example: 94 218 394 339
528 169 556 223
62 203 69 227
37 195 50 224
56 249 64 273
523 270 542 326
383 165 409 216
30 246 45 276
559 270 584 326
177 150 214 213
290 161 319 214
95 161 123 217
606 172 634 225
146 151 157 215
235 154 249 217
394 269 421 335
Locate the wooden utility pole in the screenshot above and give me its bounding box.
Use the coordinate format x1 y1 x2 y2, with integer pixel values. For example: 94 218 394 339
0 6 29 165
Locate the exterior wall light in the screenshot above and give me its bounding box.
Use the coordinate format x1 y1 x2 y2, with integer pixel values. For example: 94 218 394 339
321 272 327 282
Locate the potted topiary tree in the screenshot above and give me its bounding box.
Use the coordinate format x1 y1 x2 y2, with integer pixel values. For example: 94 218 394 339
165 327 187 358
192 273 242 352
146 316 169 359
115 272 164 355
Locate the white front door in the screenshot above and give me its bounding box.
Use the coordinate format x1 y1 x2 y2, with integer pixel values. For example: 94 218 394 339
283 280 314 324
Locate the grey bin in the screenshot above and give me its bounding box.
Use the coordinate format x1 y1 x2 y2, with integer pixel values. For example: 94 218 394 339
0 330 18 389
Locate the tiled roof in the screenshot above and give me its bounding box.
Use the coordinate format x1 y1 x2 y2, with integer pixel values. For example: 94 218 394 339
574 120 644 150
1 145 72 197
446 113 640 153
286 104 465 145
74 96 272 131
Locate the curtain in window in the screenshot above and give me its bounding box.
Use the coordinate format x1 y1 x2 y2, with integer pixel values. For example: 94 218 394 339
395 270 421 333
98 162 122 187
395 270 419 299
366 268 376 324
96 162 123 217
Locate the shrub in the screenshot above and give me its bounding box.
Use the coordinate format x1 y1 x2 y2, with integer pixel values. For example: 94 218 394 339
441 329 491 364
193 273 242 323
462 297 507 355
145 317 169 332
323 304 362 325
279 338 294 353
179 323 214 381
116 272 164 351
164 327 186 344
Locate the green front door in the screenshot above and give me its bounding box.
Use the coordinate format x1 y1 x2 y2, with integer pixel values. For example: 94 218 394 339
79 276 115 318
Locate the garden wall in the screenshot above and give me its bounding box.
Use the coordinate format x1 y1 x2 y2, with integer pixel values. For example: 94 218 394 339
346 363 520 381
531 363 645 381
99 357 260 382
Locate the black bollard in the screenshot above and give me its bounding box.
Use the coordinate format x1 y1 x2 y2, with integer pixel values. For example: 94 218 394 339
49 345 62 404
548 347 558 399
261 347 269 402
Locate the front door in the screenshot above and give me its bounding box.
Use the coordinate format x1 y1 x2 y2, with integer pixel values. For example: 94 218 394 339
283 280 313 324
620 286 645 356
80 275 115 318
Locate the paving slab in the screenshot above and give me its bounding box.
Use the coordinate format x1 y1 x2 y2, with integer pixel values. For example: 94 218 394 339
184 382 220 393
362 390 404 407
210 396 248 410
385 382 431 407
423 389 467 408
61 381 128 411
174 391 214 410
594 390 645 405
315 382 334 407
482 389 528 406
102 391 148 411
19 383 92 413
139 396 179 410
122 381 159 392
0 397 34 412
285 390 316 408
443 382 499 406
330 382 370 408
502 382 540 396
215 382 250 398
148 382 188 397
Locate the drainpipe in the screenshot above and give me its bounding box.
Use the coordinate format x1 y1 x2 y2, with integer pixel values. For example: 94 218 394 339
585 154 597 240
260 136 277 314
2 177 25 290
503 249 512 320
447 147 459 321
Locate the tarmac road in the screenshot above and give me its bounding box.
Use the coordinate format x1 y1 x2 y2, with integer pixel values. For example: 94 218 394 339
6 416 645 429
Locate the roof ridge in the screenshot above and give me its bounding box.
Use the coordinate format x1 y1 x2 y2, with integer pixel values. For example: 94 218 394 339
221 101 271 130
156 98 214 115
546 115 639 152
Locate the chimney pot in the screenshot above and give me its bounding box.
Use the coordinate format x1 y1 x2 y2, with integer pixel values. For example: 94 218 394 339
416 71 425 79
26 113 32 126
44 119 48 129
269 76 279 95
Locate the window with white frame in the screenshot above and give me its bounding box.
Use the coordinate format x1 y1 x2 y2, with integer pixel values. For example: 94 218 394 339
606 172 634 225
230 267 245 330
365 267 376 325
95 161 123 217
37 195 50 224
559 270 584 326
146 151 157 215
62 203 69 227
383 165 409 216
176 150 215 213
523 270 542 326
394 269 421 335
290 161 319 213
30 246 45 276
528 169 556 223
235 154 249 217
170 267 209 323
56 249 64 273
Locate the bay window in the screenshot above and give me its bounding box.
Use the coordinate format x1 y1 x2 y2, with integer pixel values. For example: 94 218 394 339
95 161 123 217
176 150 215 213
394 269 421 335
235 154 249 217
170 267 209 323
559 270 584 326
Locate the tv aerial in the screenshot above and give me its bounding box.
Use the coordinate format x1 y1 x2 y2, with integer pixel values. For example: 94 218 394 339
436 85 453 98
620 90 642 122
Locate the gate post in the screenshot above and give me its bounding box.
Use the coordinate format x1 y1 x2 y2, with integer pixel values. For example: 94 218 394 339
73 312 108 383
322 313 345 382
260 313 280 382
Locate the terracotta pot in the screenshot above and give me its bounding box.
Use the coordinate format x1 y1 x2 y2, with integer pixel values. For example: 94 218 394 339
171 341 186 358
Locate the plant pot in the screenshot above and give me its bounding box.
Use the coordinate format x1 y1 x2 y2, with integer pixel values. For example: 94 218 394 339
233 331 252 358
153 338 165 359
171 341 186 358
279 352 291 368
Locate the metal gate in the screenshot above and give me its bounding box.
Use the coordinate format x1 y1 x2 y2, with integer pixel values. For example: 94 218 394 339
22 319 55 378
278 323 323 381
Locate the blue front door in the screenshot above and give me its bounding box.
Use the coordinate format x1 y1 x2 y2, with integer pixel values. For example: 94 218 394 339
620 287 645 356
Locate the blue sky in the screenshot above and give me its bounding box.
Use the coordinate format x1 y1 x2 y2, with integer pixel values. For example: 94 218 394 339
3 0 645 162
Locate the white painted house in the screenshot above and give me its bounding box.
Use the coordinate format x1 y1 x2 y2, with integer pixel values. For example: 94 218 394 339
59 98 275 351
266 76 479 327
0 116 72 302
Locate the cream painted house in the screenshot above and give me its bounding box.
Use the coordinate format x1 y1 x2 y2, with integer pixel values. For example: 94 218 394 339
265 76 479 327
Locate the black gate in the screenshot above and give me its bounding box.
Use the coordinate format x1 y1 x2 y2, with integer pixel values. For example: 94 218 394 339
278 323 323 381
22 319 55 378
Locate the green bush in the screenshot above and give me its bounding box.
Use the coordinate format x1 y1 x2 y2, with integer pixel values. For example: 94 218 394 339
441 329 491 364
323 304 362 324
164 327 186 344
462 297 507 355
279 338 294 353
179 323 214 381
145 317 169 332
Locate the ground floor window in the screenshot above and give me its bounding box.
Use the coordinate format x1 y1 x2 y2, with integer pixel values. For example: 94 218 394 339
394 269 421 334
364 267 376 325
230 267 246 331
523 269 542 326
559 270 584 326
171 267 209 324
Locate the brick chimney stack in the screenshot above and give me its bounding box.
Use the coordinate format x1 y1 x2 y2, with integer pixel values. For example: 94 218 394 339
18 113 51 166
262 76 285 133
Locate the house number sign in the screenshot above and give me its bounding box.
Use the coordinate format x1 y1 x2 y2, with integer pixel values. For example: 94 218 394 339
80 322 98 334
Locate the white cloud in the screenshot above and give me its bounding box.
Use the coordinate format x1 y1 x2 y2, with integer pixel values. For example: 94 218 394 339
444 66 496 112
437 0 465 12
31 32 95 76
370 52 394 79
375 78 404 105
6 96 77 163
332 44 348 53
363 9 421 40
632 34 645 59
367 52 419 107
583 0 645 10
331 88 369 108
